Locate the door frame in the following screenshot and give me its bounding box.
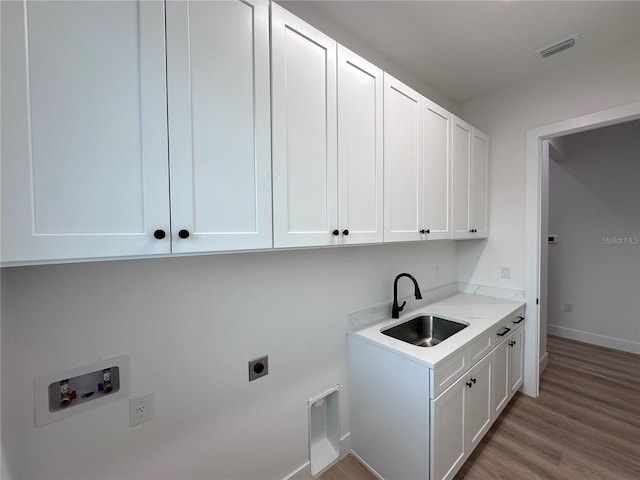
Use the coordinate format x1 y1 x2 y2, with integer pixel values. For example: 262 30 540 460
523 101 640 396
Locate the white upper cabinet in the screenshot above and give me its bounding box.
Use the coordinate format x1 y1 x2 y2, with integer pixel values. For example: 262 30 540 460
384 75 452 243
423 99 452 240
452 116 473 238
452 115 489 239
471 129 489 237
1 0 170 263
1 0 272 265
166 0 272 253
383 73 424 242
271 4 338 248
337 46 384 245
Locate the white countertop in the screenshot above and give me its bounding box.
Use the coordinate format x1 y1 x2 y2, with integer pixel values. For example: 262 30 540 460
348 293 525 369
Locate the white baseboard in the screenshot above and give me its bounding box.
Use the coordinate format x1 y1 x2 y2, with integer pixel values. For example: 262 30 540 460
340 433 351 458
283 461 311 480
548 324 640 354
539 351 549 373
350 451 385 480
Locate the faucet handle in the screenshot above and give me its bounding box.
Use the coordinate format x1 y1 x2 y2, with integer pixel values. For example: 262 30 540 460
398 300 407 313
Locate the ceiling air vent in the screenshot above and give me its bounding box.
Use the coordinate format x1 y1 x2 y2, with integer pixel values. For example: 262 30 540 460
539 34 580 58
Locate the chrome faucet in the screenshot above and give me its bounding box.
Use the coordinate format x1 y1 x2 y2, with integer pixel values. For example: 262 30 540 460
392 273 423 319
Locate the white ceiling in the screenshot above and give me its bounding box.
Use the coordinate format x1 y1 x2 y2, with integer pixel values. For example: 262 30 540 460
279 0 640 104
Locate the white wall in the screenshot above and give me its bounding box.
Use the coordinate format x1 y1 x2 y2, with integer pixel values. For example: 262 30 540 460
547 120 640 353
457 39 640 357
1 242 456 480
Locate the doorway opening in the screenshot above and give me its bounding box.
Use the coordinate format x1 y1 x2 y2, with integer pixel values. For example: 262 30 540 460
523 101 640 397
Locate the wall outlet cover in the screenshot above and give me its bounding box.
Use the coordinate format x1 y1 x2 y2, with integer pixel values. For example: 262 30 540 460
500 266 512 279
129 392 153 427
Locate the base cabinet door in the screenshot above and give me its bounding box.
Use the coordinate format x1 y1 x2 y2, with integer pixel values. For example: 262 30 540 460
464 354 493 452
509 327 524 394
1 0 170 263
431 377 465 480
492 340 510 418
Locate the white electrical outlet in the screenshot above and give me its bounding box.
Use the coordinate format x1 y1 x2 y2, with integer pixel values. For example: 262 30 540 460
129 392 153 427
500 266 511 279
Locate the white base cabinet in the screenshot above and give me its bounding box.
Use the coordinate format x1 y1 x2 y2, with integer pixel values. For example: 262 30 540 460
349 309 525 480
431 354 493 480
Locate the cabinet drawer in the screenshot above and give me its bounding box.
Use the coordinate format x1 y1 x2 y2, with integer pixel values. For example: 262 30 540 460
510 309 526 328
492 308 525 345
492 318 512 342
431 350 468 398
468 332 492 366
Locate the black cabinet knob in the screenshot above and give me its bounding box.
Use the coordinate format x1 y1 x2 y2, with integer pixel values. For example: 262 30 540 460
471 378 477 384
426 229 430 234
332 229 340 236
178 229 190 239
420 229 426 234
342 229 349 236
153 229 166 240
466 381 473 388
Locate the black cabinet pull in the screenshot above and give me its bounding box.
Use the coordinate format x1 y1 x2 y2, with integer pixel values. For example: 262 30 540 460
420 229 426 234
497 327 511 337
342 229 349 236
178 229 190 239
509 340 516 347
466 381 473 388
153 229 166 240
513 316 525 324
426 229 430 234
471 377 476 384
332 229 340 236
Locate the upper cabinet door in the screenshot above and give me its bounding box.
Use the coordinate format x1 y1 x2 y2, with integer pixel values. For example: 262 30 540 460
451 116 473 239
423 99 452 240
166 0 272 253
383 73 424 242
471 129 489 238
337 46 384 245
271 4 338 248
1 0 170 264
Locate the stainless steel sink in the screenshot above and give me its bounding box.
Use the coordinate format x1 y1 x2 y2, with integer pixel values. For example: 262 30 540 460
381 315 468 347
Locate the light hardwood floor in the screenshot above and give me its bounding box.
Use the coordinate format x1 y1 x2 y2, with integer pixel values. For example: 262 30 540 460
320 335 640 480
